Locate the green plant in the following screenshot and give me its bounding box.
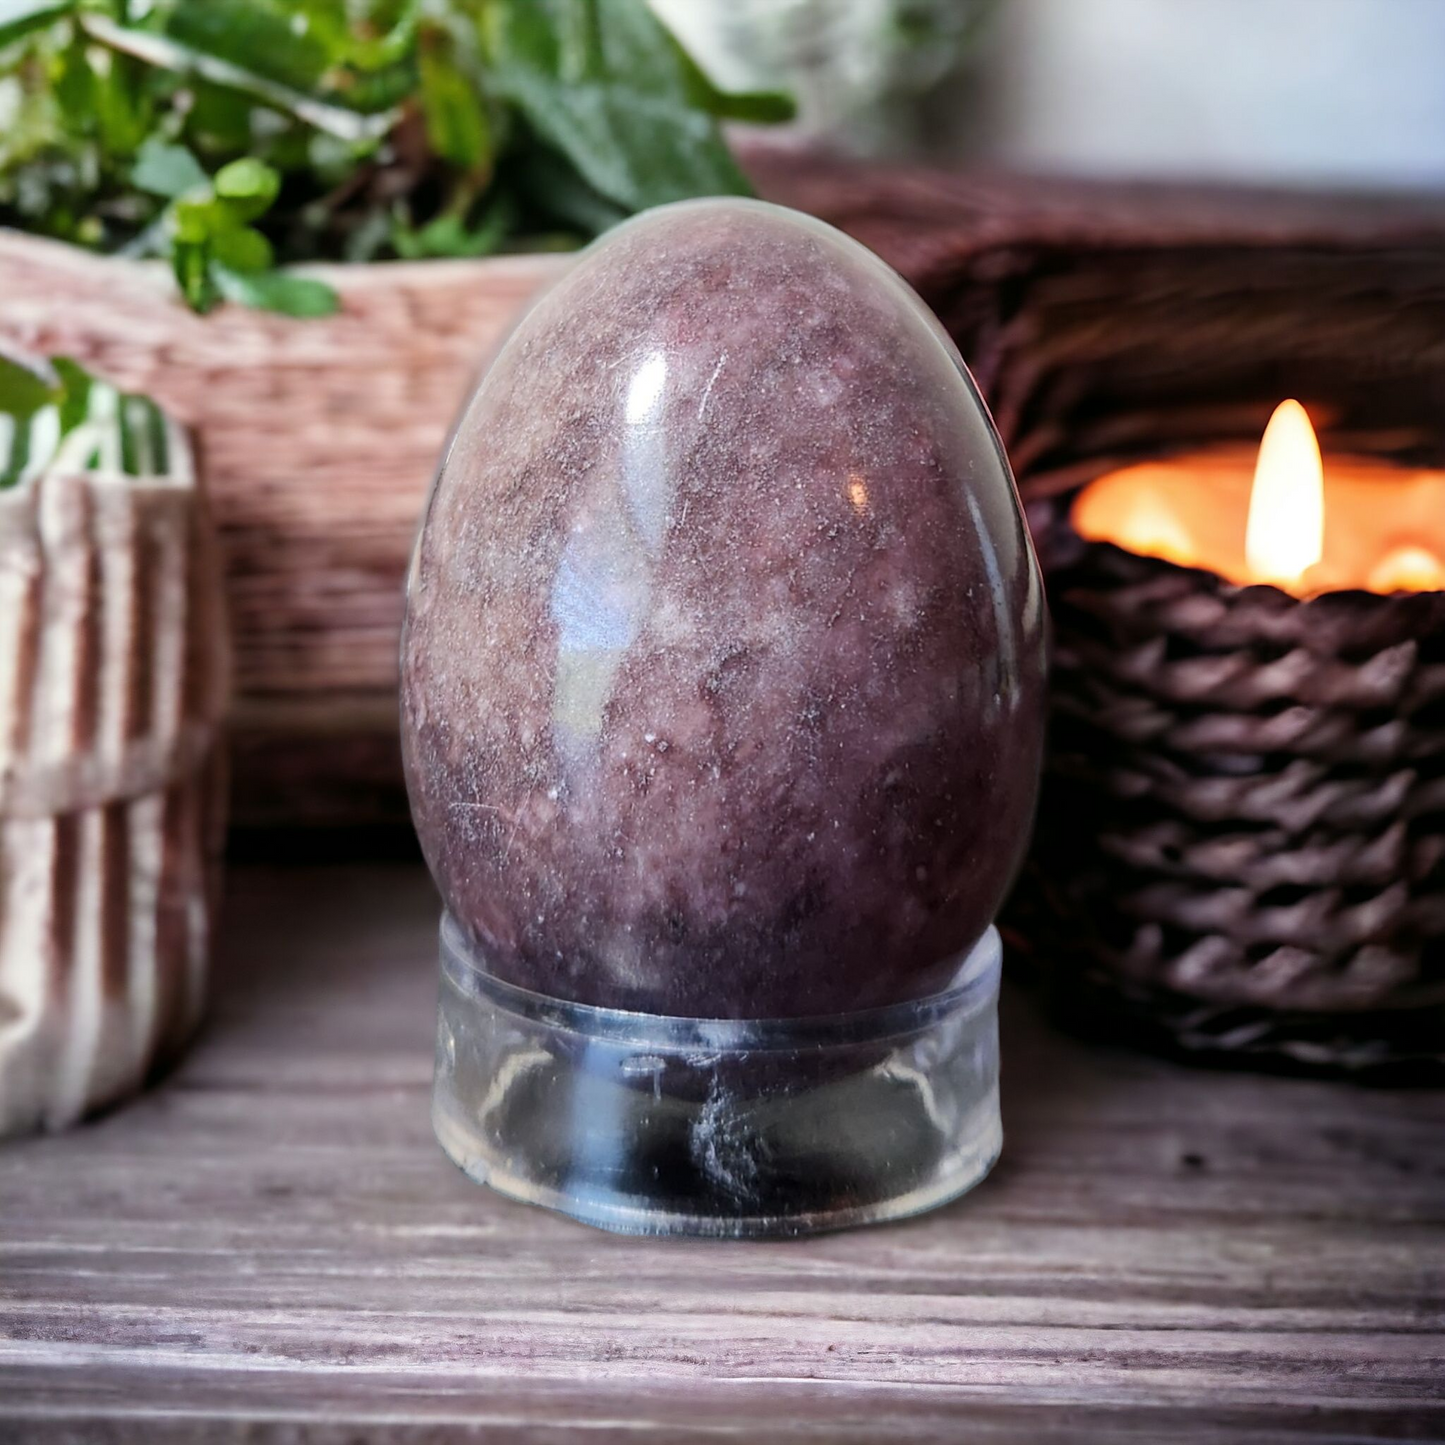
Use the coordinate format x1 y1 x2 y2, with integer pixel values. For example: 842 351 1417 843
0 349 173 485
0 0 790 315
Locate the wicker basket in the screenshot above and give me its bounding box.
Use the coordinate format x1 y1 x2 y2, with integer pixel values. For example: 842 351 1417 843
751 150 1445 1069
12 157 1442 839
0 231 564 829
0 374 228 1134
991 247 1445 1071
1016 526 1445 1072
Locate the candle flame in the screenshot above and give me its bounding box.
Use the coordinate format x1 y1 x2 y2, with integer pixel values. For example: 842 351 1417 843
1244 400 1324 589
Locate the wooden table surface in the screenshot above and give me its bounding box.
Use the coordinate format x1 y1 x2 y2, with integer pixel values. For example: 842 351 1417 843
2 865 1442 1443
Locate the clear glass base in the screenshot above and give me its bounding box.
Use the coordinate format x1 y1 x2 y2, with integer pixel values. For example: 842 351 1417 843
432 914 1002 1238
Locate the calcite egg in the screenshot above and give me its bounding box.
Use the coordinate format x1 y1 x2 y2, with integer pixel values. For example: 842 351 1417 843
402 198 1046 1019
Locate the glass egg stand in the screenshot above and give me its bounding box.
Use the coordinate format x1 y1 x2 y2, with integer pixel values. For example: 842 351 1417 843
433 914 1002 1237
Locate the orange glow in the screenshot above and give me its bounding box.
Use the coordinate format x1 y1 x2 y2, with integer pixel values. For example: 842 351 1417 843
1244 400 1324 589
1101 488 1197 569
1367 545 1445 594
1072 402 1445 598
846 474 870 514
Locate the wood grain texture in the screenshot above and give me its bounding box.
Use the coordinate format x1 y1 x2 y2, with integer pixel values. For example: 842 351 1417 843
1 866 1443 1442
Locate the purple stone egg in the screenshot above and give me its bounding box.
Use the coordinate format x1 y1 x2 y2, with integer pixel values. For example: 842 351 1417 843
402 198 1046 1019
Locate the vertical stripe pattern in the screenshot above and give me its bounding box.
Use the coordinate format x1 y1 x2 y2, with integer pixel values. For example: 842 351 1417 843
0 396 227 1135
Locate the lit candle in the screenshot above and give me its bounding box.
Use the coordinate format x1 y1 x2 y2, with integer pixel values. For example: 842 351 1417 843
1071 401 1445 596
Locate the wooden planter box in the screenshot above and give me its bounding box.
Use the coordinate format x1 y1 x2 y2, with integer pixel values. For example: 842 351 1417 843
0 393 227 1133
0 233 565 829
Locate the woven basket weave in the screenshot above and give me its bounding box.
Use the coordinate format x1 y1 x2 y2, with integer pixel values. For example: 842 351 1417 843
1015 519 1445 1071
0 383 228 1134
0 231 563 829
9 157 1439 835
995 245 1445 1071
749 149 1445 1069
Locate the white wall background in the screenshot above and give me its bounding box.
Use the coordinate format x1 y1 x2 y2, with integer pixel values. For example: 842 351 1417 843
948 0 1445 189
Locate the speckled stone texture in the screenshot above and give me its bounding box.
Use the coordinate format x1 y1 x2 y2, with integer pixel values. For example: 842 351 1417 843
402 198 1046 1019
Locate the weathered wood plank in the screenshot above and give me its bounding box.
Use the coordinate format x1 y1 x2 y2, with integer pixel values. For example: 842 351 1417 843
1 866 1442 1441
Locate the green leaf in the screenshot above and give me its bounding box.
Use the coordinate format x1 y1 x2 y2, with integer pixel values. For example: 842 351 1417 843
165 0 331 93
184 79 255 150
0 351 58 418
118 392 170 476
514 146 626 237
0 0 74 51
0 353 175 483
485 0 751 213
172 239 219 311
214 155 280 219
170 193 217 244
78 14 397 144
214 265 339 317
391 193 514 259
281 0 421 75
1 0 788 317
210 222 273 272
693 86 793 126
91 44 149 153
132 138 208 198
417 25 491 172
53 29 93 122
504 71 748 211
670 45 795 124
50 355 93 434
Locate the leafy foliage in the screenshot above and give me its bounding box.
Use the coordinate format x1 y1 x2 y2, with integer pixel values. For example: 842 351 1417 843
0 349 58 420
0 0 788 314
0 349 172 487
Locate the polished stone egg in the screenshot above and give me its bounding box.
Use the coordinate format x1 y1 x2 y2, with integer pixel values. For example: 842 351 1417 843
402 197 1046 1019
